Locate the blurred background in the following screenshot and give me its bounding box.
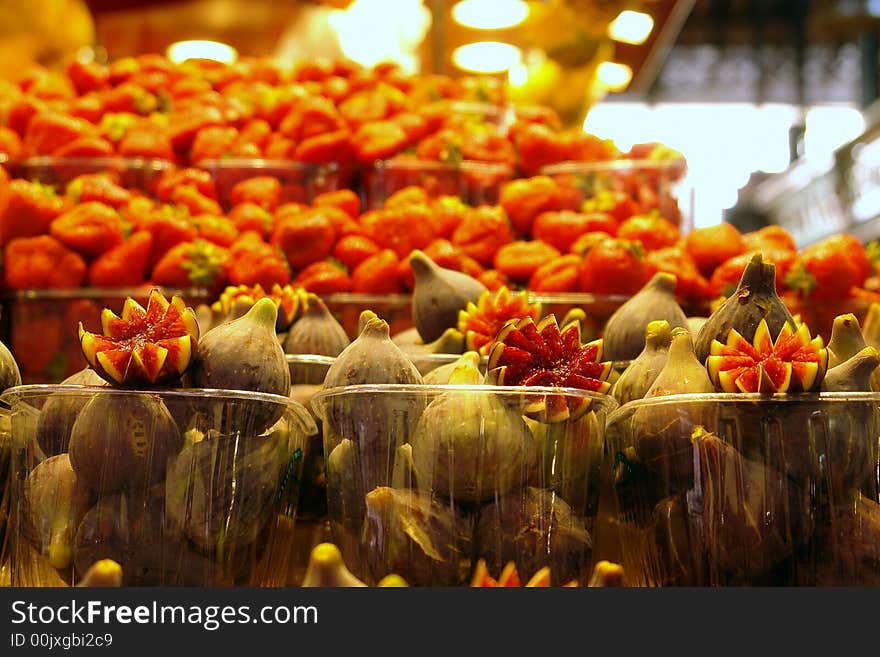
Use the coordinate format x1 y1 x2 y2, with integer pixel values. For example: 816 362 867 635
2 0 880 241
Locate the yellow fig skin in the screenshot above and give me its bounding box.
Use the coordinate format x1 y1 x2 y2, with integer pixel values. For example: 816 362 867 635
301 543 367 587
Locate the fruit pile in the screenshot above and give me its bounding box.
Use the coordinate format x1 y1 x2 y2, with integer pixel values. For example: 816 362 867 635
605 254 880 586
2 289 317 586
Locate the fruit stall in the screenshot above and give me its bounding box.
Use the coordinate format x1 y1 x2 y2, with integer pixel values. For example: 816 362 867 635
2 44 880 589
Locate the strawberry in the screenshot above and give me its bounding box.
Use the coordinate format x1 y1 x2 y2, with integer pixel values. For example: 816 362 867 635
88 230 153 287
229 175 282 211
785 234 870 300
578 237 649 295
66 173 132 209
0 179 67 244
151 238 230 291
49 202 124 257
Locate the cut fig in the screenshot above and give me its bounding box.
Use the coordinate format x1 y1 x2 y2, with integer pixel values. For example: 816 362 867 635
486 314 612 422
706 318 828 393
79 289 199 387
457 286 541 355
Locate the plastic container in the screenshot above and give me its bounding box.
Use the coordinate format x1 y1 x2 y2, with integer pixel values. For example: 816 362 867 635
312 383 617 586
539 159 694 233
0 384 318 587
10 156 176 195
360 157 514 210
605 392 880 586
0 287 213 384
196 158 355 210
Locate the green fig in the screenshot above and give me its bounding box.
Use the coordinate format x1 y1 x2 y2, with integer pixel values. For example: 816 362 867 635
827 313 868 369
822 346 880 392
603 273 688 361
301 543 366 587
422 351 482 385
610 320 673 404
24 454 92 569
410 249 487 343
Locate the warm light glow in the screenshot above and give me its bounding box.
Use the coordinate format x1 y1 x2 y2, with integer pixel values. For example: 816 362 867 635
452 0 529 30
166 40 238 64
328 0 431 73
596 61 632 91
453 41 522 73
608 10 655 45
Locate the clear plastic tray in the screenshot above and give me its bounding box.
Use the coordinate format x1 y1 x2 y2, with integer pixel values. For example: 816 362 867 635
312 382 617 586
605 391 880 586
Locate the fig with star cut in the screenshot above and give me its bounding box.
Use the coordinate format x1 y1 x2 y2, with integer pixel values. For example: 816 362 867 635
78 289 199 387
486 313 613 423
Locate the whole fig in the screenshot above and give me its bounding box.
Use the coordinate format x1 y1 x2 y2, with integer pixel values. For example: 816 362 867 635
474 486 592 586
165 427 291 552
36 369 108 457
410 249 486 343
68 393 181 494
827 313 868 370
0 338 21 393
603 273 688 361
695 253 795 364
610 319 673 404
191 297 291 433
409 387 535 503
283 294 350 369
23 454 92 569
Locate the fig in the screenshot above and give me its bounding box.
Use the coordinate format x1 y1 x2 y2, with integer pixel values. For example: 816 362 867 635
191 297 291 434
487 314 613 423
0 338 21 393
74 491 228 586
804 492 880 586
422 351 482 385
821 346 880 392
318 317 425 493
76 559 123 587
628 328 715 497
827 313 868 369
409 385 536 504
79 289 200 387
603 273 688 361
689 427 809 583
23 454 92 569
529 408 604 516
283 294 350 375
706 319 828 393
35 368 108 457
164 427 293 552
362 486 473 586
469 560 564 587
587 560 625 587
651 495 705 587
474 486 593 586
410 249 487 343
610 319 672 404
695 253 796 364
68 393 181 494
324 438 367 550
398 328 467 360
301 542 367 587
458 286 541 355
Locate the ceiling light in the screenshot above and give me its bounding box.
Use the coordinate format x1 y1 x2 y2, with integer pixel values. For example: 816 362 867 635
596 61 632 91
452 0 529 30
452 41 522 74
608 10 654 45
166 40 238 65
